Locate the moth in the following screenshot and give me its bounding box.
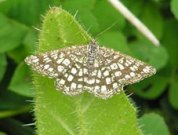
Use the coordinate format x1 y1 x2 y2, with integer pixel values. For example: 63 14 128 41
25 40 156 99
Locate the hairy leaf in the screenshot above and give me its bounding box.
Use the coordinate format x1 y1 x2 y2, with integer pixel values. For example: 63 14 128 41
33 7 142 135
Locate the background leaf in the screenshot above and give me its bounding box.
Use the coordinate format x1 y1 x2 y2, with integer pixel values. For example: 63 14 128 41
139 113 170 135
169 76 178 109
130 75 168 99
0 131 7 135
137 2 164 40
129 40 168 70
0 53 7 81
98 31 132 55
92 0 125 33
0 14 28 53
8 62 34 97
171 0 178 20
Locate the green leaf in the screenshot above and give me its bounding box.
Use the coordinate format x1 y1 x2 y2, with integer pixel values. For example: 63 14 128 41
162 19 178 68
9 62 34 97
171 0 178 20
0 131 7 135
130 75 168 99
0 53 7 81
0 118 34 135
129 40 168 70
62 0 99 34
93 0 125 32
138 2 164 40
0 14 28 53
139 113 170 135
62 0 95 10
98 31 132 55
23 29 38 54
7 29 37 63
122 0 144 16
0 0 11 14
7 45 27 63
34 7 142 135
169 76 178 109
0 90 31 118
0 105 31 118
6 0 61 25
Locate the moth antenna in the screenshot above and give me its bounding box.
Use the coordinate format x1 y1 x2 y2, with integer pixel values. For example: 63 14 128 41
95 22 117 40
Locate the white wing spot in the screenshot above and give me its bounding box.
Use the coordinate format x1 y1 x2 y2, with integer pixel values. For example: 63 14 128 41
103 70 109 76
57 65 64 72
83 68 88 74
124 62 129 67
75 63 80 69
84 77 87 82
71 68 77 74
94 86 100 91
78 78 83 82
94 62 99 67
125 75 131 79
67 75 74 82
110 63 118 70
91 70 97 76
78 84 83 88
130 72 135 77
118 58 124 63
51 52 58 60
48 68 53 72
97 70 102 78
106 77 112 84
59 79 65 85
143 66 150 73
115 71 122 77
78 69 83 76
126 60 132 65
118 63 124 70
44 64 50 69
130 67 136 71
113 83 118 89
63 59 70 66
57 58 64 64
133 65 138 70
59 53 65 58
71 83 77 90
106 59 112 64
101 85 107 93
44 57 51 63
96 79 100 83
88 78 95 84
114 55 119 59
32 58 39 63
64 73 68 78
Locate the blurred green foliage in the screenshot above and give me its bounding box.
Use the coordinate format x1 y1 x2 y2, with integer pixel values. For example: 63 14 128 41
139 113 170 135
0 0 177 134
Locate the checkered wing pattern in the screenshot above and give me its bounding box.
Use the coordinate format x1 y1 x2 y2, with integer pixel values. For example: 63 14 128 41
25 46 88 96
83 47 156 99
25 44 156 99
